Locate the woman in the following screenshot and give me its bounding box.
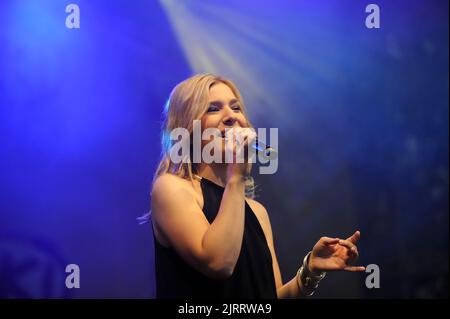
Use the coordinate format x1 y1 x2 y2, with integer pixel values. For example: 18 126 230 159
150 73 365 298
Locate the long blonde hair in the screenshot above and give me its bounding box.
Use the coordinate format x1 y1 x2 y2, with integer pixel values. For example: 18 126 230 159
153 73 255 198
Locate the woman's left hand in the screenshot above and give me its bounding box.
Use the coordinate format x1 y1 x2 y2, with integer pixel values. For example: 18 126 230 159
308 231 366 274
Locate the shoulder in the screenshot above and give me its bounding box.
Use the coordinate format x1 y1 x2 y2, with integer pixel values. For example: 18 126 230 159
246 198 277 250
151 173 203 213
246 198 271 229
152 173 195 199
246 198 267 214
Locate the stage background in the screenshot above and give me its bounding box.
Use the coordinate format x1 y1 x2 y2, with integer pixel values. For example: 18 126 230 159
0 0 448 298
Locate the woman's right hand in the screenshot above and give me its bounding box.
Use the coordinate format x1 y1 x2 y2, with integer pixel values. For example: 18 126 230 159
224 127 257 182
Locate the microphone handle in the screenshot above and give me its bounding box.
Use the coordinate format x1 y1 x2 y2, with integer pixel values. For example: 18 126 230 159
252 139 278 160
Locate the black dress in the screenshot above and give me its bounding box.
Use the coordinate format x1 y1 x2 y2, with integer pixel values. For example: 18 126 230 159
153 177 277 298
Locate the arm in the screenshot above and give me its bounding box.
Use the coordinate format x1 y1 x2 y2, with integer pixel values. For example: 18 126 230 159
151 173 246 279
247 200 365 299
246 199 305 298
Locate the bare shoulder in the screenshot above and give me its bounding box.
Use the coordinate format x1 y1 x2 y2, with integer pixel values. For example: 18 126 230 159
151 173 203 214
246 198 268 214
152 173 183 191
152 174 196 200
246 198 271 226
150 174 204 247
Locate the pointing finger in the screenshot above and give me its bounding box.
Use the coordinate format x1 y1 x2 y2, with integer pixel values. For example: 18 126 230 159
346 231 361 244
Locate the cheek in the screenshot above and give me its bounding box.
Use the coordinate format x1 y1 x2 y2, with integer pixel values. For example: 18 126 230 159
200 115 223 134
200 115 216 130
238 115 250 127
199 117 218 147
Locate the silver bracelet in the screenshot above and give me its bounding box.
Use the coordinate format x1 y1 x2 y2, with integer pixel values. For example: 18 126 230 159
296 251 326 296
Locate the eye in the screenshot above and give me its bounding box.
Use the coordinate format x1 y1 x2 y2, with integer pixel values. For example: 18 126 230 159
231 104 241 111
206 105 220 112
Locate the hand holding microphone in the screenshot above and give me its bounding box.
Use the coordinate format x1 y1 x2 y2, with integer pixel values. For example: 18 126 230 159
220 128 278 161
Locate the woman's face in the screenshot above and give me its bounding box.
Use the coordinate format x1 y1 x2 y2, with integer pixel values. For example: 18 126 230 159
198 81 252 166
200 82 248 141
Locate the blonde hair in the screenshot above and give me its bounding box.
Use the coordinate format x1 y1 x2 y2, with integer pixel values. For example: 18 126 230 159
153 73 255 198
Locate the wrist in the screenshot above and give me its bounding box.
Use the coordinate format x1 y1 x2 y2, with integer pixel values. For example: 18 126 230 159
307 254 323 276
226 174 246 187
296 252 326 297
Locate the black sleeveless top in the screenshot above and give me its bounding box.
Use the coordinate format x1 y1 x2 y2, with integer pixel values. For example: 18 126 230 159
153 177 277 299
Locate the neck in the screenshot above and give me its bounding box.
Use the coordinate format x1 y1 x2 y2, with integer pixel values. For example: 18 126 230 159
196 163 228 187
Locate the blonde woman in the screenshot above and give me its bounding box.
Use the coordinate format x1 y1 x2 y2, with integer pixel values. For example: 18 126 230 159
150 73 365 298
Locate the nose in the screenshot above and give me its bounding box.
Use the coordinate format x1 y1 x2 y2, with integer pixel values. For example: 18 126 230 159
222 106 239 127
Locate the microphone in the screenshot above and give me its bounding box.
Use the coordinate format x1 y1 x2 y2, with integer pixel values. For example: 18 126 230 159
216 130 278 160
251 139 278 160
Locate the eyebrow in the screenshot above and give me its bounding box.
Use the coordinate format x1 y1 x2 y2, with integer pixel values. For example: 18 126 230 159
209 98 240 106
